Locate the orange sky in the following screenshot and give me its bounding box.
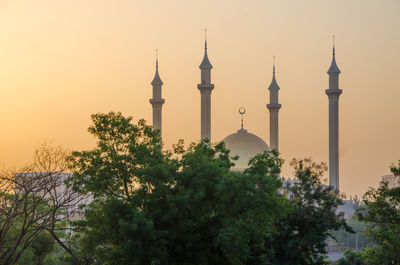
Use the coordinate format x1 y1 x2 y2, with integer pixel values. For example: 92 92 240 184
0 0 399 197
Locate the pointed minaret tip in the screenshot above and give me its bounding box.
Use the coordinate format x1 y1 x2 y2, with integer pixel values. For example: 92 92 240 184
268 56 280 90
273 56 276 75
151 49 163 86
328 35 341 74
199 29 213 70
156 48 159 69
333 35 336 56
205 29 207 50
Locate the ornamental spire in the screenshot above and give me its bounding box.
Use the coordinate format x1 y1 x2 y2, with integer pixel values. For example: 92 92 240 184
205 28 207 50
268 56 280 90
156 49 158 69
327 35 341 74
238 107 247 133
199 29 213 70
273 55 275 75
151 49 163 86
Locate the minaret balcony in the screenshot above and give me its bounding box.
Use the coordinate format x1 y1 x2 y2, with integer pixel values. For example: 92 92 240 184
150 98 165 105
325 89 342 96
267 103 282 110
197 83 214 93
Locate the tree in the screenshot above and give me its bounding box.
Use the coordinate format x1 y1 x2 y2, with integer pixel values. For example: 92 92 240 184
353 160 400 264
67 112 165 200
331 216 369 250
17 230 55 265
0 143 84 265
68 112 287 265
336 249 366 265
269 158 351 265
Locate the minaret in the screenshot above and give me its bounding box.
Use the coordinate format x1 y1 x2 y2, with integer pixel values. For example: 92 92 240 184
149 50 165 135
325 37 342 191
197 30 214 140
267 57 281 151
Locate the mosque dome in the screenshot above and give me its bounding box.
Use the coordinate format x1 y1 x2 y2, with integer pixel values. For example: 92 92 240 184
222 128 270 171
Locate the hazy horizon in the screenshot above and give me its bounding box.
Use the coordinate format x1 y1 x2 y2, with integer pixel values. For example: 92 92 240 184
1 0 399 197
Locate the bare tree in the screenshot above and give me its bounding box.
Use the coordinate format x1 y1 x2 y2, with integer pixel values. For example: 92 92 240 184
0 142 87 265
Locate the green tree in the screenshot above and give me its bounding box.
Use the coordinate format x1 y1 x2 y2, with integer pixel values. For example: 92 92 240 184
68 112 287 265
336 249 366 265
269 158 351 265
332 216 369 250
17 231 54 265
68 112 165 200
354 160 400 264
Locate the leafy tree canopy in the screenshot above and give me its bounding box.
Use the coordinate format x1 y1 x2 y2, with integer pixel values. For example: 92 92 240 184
269 158 351 265
339 161 400 265
68 112 350 265
69 112 287 265
352 160 400 264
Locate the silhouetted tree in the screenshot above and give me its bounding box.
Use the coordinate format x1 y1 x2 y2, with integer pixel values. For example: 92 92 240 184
337 161 400 265
353 160 400 264
269 158 351 265
68 112 287 265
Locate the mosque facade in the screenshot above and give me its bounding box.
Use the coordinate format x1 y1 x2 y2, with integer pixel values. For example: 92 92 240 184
150 36 342 190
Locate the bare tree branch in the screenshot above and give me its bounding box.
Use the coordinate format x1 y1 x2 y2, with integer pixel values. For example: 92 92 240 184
0 142 88 265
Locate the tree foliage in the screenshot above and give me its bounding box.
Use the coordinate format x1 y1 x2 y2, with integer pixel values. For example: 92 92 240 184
338 161 400 265
68 112 165 200
331 215 369 250
336 249 367 265
16 230 55 265
269 158 351 265
351 160 400 264
68 112 350 265
68 112 288 265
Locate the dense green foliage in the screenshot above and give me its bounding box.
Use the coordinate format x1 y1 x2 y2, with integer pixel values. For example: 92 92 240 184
357 161 400 264
7 111 400 264
67 112 350 265
338 161 400 265
16 231 54 265
68 112 288 265
269 159 351 265
336 249 366 265
331 216 369 250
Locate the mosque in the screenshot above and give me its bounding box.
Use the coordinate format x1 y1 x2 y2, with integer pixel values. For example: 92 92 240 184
149 35 342 190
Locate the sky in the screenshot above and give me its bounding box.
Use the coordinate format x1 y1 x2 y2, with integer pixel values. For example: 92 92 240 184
0 0 399 197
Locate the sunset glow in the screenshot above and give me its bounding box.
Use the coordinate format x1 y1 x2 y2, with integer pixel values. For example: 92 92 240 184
1 0 399 197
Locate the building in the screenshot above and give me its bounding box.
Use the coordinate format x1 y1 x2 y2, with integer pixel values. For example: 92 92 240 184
150 34 342 189
14 172 92 221
382 174 399 189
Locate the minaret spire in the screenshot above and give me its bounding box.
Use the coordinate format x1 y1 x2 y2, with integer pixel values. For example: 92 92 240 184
267 56 281 151
205 29 207 49
326 38 342 191
333 35 336 56
197 30 214 140
156 48 159 69
199 29 213 71
328 35 340 74
150 49 165 136
273 55 275 75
